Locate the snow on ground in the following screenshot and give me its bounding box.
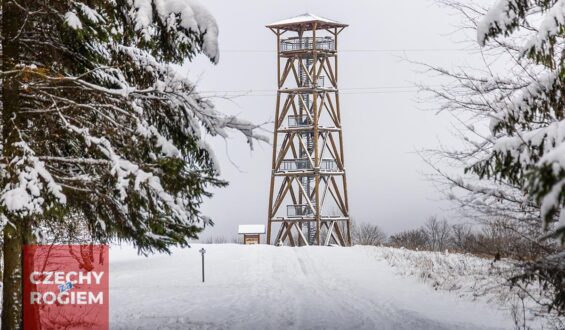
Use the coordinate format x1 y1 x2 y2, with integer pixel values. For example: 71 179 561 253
110 244 516 329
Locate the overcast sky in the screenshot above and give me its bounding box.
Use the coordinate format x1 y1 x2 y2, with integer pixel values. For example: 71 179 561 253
186 0 488 240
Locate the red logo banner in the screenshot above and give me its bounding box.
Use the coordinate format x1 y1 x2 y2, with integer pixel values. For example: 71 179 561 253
23 245 109 329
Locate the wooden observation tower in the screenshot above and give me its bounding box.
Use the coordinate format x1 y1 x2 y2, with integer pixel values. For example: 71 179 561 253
266 14 351 246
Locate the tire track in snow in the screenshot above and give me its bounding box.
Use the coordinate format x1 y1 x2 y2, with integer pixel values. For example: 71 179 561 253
109 244 513 329
293 248 427 329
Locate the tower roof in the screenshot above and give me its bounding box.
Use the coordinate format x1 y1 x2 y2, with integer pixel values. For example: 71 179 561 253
266 13 348 31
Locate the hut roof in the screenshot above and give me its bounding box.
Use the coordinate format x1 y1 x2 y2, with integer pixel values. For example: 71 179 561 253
238 224 266 234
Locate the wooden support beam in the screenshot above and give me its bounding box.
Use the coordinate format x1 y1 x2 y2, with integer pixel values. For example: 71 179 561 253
288 181 298 205
323 101 339 128
315 57 325 82
267 88 282 244
326 181 347 217
287 223 296 246
328 133 343 169
330 177 348 216
323 221 334 246
333 221 347 246
296 132 315 168
277 94 294 128
325 93 341 127
295 224 309 246
289 58 302 87
295 178 316 212
320 176 331 207
274 221 286 245
323 57 337 88
271 177 290 217
297 94 314 122
279 222 290 244
280 58 293 88
312 22 322 246
319 131 329 160
298 58 315 86
289 140 299 159
275 133 294 170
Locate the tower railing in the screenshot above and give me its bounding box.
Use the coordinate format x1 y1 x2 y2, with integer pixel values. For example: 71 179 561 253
280 37 335 52
288 115 312 128
321 159 339 172
279 159 339 172
287 204 314 217
280 159 312 171
301 76 325 88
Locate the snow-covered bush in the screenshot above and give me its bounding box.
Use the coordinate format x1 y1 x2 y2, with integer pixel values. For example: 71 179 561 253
375 247 564 328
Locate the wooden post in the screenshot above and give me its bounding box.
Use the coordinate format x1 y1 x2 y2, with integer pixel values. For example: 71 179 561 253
334 28 339 84
267 30 282 245
199 248 206 282
334 29 351 246
312 22 322 245
297 29 304 244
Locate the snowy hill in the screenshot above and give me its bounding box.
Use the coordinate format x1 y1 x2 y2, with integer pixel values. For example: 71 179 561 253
109 244 520 329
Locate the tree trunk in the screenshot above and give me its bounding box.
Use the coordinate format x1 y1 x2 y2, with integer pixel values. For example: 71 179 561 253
2 223 26 330
2 0 26 328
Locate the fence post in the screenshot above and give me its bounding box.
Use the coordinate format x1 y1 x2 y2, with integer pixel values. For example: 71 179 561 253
199 248 206 282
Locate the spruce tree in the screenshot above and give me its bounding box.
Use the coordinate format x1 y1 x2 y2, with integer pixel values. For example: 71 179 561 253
0 1 263 328
421 0 565 321
477 0 565 243
464 0 565 317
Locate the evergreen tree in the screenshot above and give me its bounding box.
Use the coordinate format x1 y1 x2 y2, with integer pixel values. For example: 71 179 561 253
0 1 264 328
477 0 565 243
475 0 565 317
425 0 565 319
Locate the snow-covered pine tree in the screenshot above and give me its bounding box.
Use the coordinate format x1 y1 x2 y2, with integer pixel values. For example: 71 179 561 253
476 0 565 243
475 0 565 317
0 1 264 328
423 0 565 319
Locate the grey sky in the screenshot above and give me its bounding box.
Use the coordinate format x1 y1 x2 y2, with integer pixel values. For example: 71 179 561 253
187 0 485 240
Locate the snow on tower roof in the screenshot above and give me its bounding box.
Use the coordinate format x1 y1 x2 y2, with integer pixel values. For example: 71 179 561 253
266 13 348 31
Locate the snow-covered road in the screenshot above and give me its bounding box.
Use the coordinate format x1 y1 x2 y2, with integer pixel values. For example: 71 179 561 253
110 244 513 329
